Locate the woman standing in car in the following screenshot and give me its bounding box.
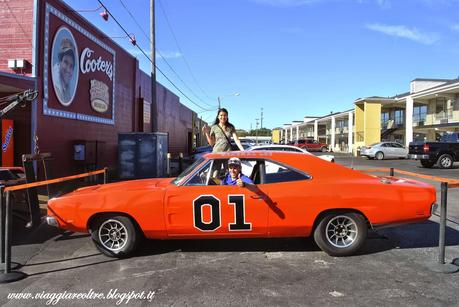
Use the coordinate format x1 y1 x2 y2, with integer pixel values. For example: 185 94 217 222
202 108 245 152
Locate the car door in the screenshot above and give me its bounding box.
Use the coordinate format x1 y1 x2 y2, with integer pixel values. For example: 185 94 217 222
256 160 314 236
164 159 269 238
392 142 407 158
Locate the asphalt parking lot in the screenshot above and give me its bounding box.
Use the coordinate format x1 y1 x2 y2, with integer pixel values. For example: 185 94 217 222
1 155 458 306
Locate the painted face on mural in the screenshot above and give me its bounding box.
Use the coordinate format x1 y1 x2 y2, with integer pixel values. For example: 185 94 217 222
51 31 78 106
59 54 74 87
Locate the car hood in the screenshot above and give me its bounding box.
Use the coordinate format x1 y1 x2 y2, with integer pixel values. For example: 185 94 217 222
58 178 174 198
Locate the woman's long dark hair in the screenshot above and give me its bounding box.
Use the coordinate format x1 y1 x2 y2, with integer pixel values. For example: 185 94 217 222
213 108 235 130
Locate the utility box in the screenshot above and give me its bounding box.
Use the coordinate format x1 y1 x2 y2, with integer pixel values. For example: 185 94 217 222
118 132 168 179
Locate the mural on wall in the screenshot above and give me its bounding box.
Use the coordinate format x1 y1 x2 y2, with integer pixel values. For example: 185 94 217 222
51 26 78 106
43 3 116 125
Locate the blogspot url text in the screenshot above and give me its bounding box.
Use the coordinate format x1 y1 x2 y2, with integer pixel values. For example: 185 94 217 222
7 289 155 305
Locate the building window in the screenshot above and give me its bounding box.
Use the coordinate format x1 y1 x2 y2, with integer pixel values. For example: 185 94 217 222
381 112 390 128
394 109 404 126
436 97 447 119
413 106 427 124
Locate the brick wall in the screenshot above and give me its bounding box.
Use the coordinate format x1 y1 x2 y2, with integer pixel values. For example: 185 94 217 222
0 0 34 75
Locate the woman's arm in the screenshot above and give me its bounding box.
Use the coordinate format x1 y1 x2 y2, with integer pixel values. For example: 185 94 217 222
203 124 215 147
232 132 245 151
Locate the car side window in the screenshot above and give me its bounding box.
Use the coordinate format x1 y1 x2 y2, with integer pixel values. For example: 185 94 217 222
264 161 310 184
185 161 212 186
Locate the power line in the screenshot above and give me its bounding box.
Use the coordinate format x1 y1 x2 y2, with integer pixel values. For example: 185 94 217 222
117 0 215 108
157 0 215 102
97 0 211 112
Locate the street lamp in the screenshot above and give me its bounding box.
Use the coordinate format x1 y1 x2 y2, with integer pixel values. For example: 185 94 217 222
217 92 240 109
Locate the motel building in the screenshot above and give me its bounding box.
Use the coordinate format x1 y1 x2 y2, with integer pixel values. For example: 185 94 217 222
354 78 459 154
279 112 355 154
275 78 459 155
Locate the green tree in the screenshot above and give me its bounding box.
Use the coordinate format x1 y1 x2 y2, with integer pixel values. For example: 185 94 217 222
236 129 249 137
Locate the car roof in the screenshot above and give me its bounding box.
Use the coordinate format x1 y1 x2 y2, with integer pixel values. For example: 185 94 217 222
249 144 304 150
203 151 369 180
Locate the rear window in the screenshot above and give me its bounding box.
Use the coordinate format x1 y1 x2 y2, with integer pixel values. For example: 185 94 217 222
441 134 459 142
264 161 310 184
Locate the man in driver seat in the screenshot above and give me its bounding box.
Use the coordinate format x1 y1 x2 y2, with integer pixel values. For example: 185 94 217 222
221 157 253 187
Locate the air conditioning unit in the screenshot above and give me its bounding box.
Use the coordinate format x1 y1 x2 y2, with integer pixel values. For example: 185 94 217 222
7 59 16 69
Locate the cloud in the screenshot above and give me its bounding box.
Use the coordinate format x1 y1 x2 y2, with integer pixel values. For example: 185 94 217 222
421 0 459 6
375 0 391 9
156 51 183 60
253 0 391 7
250 0 326 7
365 23 439 45
126 49 183 61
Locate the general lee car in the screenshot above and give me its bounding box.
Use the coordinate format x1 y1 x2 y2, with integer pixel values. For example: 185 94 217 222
46 151 436 258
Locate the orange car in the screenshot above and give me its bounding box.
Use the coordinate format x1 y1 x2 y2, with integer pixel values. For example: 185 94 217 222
46 151 436 257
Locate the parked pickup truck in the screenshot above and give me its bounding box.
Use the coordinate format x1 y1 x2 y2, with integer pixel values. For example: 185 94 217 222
408 133 459 168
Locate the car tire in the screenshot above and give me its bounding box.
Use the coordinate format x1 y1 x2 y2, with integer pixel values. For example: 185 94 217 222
313 212 367 256
375 151 384 160
321 147 327 152
438 154 454 169
91 215 140 258
420 159 435 168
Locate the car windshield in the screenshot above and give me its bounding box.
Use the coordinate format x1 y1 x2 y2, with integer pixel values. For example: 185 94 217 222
172 157 205 185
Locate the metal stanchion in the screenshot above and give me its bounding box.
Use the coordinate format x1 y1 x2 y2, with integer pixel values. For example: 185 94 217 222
0 185 4 265
439 182 447 264
0 186 21 272
389 168 394 176
103 167 107 184
178 153 183 173
427 182 459 273
166 153 171 177
0 191 27 283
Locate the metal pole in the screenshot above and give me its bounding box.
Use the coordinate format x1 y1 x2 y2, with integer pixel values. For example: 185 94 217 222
178 153 183 173
438 182 447 264
103 167 107 184
166 153 171 177
390 168 394 176
218 97 221 110
0 186 4 265
0 189 27 283
150 0 158 132
4 191 10 273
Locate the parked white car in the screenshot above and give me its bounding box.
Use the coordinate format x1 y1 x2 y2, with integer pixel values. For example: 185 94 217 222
360 142 408 160
247 145 335 162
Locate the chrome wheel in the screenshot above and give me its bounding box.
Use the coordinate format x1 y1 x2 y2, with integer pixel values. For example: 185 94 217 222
325 215 358 248
375 152 384 160
439 155 453 168
98 219 128 252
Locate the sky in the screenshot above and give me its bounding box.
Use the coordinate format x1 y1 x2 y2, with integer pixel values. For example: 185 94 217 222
64 0 459 131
